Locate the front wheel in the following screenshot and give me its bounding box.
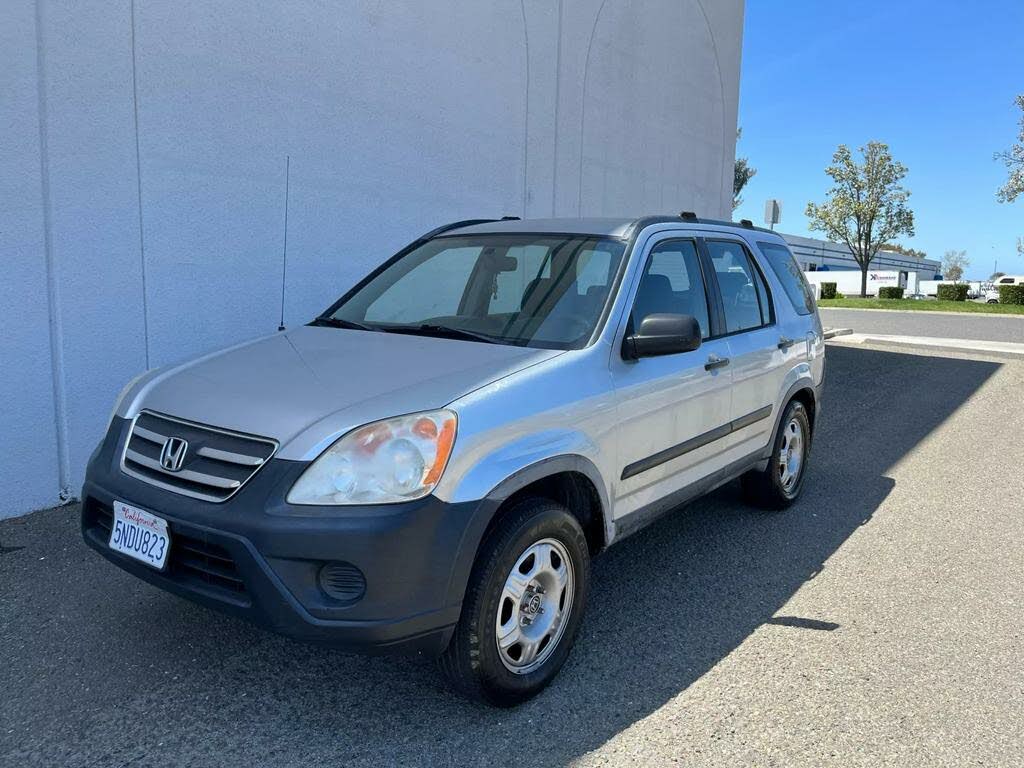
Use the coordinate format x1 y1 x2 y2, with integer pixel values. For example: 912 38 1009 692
438 498 590 706
742 399 812 510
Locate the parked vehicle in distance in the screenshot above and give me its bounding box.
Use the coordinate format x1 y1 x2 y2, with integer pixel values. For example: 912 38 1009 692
987 275 1024 302
81 214 825 706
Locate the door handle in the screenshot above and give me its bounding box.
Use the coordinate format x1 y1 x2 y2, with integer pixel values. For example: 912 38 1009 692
777 336 796 350
704 354 730 371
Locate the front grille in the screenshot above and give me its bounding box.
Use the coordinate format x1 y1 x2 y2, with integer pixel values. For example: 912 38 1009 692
121 411 277 502
90 502 248 600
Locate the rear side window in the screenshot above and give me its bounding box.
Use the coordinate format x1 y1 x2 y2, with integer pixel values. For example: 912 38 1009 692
758 242 816 316
705 240 771 334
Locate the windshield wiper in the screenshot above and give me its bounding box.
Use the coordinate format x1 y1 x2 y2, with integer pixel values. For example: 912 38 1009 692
309 316 376 331
386 323 508 345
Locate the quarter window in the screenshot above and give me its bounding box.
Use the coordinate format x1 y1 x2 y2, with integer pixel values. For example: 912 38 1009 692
706 240 771 333
758 242 816 315
631 240 710 338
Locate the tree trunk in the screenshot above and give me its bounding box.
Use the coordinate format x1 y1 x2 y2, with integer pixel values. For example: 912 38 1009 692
860 265 868 298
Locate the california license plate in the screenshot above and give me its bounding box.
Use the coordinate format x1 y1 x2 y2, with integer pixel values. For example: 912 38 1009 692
109 500 171 570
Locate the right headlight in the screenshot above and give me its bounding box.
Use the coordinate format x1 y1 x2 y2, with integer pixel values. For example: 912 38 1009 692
286 410 457 506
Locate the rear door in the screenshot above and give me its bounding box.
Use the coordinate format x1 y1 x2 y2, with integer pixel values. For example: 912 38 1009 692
701 237 786 456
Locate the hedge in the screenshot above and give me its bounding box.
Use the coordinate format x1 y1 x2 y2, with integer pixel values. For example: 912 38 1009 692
936 283 969 301
820 282 838 300
998 284 1024 305
878 286 904 299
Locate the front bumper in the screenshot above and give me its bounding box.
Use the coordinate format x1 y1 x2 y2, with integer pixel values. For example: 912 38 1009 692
81 418 494 655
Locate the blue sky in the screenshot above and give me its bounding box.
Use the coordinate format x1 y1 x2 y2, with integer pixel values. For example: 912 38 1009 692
735 0 1024 279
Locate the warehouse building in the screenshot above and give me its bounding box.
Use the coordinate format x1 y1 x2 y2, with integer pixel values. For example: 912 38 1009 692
1 0 745 517
783 233 942 279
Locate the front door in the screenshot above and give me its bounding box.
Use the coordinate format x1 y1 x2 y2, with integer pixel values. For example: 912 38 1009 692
609 235 735 523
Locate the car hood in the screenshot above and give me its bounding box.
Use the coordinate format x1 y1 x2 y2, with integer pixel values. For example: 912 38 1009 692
122 325 562 460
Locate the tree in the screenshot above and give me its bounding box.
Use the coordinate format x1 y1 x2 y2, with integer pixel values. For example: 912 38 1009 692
996 96 1023 255
733 129 756 211
806 142 915 297
882 243 927 259
995 95 1024 203
942 250 969 283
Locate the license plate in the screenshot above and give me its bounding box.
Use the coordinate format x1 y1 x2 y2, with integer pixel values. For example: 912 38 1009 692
109 500 171 570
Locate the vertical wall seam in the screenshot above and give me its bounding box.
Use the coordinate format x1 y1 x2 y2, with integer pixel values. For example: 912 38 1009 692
692 0 729 216
519 0 530 215
550 0 564 217
129 0 151 368
576 0 610 216
34 0 71 498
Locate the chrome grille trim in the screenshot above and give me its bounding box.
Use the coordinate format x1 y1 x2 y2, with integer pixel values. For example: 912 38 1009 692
124 449 243 490
120 411 278 502
195 445 265 467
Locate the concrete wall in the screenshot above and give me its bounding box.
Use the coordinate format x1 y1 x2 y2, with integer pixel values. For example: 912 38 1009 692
1 0 744 518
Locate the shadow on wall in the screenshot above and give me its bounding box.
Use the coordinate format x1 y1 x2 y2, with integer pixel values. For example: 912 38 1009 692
1 345 1003 766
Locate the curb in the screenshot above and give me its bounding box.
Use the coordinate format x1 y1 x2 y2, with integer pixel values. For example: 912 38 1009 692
826 332 1024 359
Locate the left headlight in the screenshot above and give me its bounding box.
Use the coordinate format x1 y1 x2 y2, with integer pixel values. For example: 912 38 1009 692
287 410 457 506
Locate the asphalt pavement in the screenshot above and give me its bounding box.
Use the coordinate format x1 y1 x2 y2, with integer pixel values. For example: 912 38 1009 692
3 344 1023 767
820 306 1024 343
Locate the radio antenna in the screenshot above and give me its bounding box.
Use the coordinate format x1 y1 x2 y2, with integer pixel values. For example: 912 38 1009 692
277 155 291 331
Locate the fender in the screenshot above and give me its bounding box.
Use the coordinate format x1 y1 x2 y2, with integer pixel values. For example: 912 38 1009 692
440 451 614 610
758 375 821 465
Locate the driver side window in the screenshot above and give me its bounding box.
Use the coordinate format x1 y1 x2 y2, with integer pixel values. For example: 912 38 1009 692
631 240 710 338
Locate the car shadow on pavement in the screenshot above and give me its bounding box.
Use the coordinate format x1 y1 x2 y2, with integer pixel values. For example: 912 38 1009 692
0 345 1005 767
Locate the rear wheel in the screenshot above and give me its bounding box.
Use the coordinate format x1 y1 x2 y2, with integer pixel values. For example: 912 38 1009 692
742 399 812 510
438 498 590 706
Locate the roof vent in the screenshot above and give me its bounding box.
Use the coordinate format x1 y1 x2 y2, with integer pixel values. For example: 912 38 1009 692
739 219 754 229
679 211 698 221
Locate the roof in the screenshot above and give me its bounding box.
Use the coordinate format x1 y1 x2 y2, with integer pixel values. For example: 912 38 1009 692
443 215 782 241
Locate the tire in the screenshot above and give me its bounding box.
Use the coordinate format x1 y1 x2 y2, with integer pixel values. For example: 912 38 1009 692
742 399 812 510
438 497 590 706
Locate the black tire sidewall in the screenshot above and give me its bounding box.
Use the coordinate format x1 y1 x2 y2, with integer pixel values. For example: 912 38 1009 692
771 400 811 501
462 500 590 705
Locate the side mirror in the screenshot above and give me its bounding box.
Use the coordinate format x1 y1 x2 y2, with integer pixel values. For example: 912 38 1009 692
622 313 702 360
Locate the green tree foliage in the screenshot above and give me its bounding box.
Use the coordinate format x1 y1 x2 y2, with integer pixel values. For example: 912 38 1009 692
733 129 756 211
806 142 915 297
996 95 1024 203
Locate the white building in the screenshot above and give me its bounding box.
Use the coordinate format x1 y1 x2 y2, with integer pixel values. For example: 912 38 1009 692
1 0 744 518
783 234 941 279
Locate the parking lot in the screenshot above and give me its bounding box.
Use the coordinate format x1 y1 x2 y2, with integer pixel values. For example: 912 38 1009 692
2 343 1023 767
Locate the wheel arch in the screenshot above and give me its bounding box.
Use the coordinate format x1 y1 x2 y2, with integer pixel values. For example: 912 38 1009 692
442 455 611 610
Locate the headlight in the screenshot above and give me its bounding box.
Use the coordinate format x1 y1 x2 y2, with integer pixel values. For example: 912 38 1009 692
287 410 457 505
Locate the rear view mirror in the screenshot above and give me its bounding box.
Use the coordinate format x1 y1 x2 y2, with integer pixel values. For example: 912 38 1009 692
480 249 518 272
622 313 702 359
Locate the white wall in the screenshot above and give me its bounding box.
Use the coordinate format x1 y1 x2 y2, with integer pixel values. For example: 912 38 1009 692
1 0 743 518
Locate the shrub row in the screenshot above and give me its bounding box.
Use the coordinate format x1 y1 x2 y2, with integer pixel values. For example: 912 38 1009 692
878 286 904 299
936 283 969 302
820 282 838 300
998 285 1024 305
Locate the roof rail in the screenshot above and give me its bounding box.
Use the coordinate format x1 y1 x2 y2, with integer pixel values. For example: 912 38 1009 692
417 218 501 241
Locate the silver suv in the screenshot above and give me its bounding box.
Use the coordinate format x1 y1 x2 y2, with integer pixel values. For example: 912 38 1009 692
82 214 825 706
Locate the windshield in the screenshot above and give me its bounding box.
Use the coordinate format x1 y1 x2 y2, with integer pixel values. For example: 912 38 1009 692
323 234 628 349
